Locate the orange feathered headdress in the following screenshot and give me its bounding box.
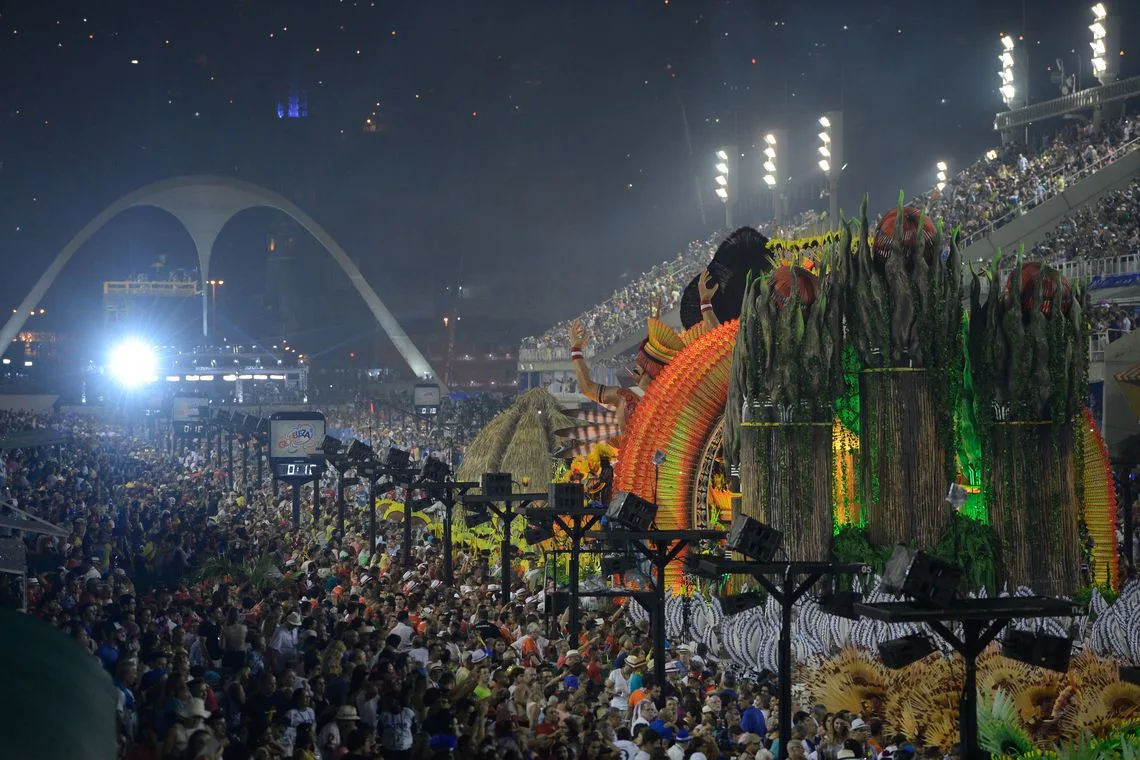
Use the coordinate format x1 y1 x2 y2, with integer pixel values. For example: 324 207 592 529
635 319 710 378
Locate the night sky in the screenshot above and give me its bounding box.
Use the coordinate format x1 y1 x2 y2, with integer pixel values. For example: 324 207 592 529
0 0 1135 364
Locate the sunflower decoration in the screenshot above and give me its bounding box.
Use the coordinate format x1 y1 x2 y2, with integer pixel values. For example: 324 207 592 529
805 647 888 715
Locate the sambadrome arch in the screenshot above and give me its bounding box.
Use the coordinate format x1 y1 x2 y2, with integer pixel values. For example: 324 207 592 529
0 175 443 387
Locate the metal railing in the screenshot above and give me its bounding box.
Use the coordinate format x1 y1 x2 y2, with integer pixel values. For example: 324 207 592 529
993 253 1140 284
995 75 1140 132
960 134 1140 249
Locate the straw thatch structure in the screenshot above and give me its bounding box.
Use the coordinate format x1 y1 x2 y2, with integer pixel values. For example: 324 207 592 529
457 388 578 495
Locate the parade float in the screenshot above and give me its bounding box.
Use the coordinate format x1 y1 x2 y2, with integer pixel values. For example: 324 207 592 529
456 199 1134 752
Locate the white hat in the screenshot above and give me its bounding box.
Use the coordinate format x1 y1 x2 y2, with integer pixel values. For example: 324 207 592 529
336 705 360 722
178 698 211 720
359 574 372 585
430 579 442 588
849 718 868 731
565 649 580 658
470 649 488 664
402 570 415 581
690 754 708 760
285 612 303 626
837 751 858 760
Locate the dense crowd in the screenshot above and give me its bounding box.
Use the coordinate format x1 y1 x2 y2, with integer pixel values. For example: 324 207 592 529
925 114 1140 244
3 408 948 760
323 394 513 466
1028 179 1140 268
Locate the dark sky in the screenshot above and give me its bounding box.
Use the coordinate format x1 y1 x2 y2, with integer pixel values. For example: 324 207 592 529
0 0 1135 364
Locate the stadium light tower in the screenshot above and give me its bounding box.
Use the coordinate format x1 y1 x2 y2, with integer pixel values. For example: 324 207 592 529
762 131 787 221
1090 3 1119 86
818 112 843 226
998 34 1028 111
935 161 949 193
714 147 737 228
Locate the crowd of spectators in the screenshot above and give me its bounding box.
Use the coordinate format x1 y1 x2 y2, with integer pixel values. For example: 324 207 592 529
923 114 1140 244
519 212 825 360
1026 179 1140 268
520 115 1140 362
323 394 513 466
3 408 939 760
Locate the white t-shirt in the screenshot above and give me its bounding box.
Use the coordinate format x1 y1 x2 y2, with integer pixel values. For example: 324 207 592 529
389 622 415 651
607 668 632 711
614 739 640 760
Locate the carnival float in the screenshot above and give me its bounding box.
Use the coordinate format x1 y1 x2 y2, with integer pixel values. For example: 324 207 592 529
455 197 1137 755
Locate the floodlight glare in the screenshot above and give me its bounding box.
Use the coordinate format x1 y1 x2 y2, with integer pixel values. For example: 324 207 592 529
1001 34 1015 51
1092 2 1107 21
818 158 831 172
936 161 948 172
1091 39 1106 55
715 187 729 199
1090 22 1106 38
715 162 729 174
1000 84 1016 100
818 131 831 143
108 339 158 388
937 172 947 182
763 147 776 159
819 115 831 128
764 133 777 145
763 175 776 186
819 145 830 158
763 160 776 172
985 149 998 161
715 175 728 186
936 182 946 191
715 149 728 160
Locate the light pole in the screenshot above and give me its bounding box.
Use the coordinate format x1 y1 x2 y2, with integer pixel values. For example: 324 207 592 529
714 148 736 228
818 113 843 227
206 279 224 340
762 131 787 222
1090 3 1118 86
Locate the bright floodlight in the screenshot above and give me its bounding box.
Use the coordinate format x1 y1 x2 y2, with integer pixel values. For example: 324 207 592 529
714 187 728 199
715 149 728 160
819 115 831 128
1001 34 1015 51
818 158 831 173
715 162 729 174
936 161 948 171
109 339 158 388
764 133 777 145
1092 3 1107 21
985 149 998 161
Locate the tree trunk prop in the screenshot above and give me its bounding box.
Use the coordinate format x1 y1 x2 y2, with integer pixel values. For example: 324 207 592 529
739 402 834 561
860 368 950 549
988 422 1081 596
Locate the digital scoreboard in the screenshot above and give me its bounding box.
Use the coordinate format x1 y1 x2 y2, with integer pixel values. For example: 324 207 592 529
269 411 326 482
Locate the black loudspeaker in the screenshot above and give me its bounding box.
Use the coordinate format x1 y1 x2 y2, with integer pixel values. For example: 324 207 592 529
524 525 554 544
601 554 638 575
818 592 862 621
878 634 936 669
606 491 657 531
725 515 783 562
385 447 412 469
550 482 585 511
1002 630 1073 673
482 473 513 501
717 592 765 616
421 457 450 483
903 550 963 607
546 591 570 617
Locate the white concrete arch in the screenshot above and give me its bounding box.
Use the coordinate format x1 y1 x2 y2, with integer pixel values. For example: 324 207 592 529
0 175 444 387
